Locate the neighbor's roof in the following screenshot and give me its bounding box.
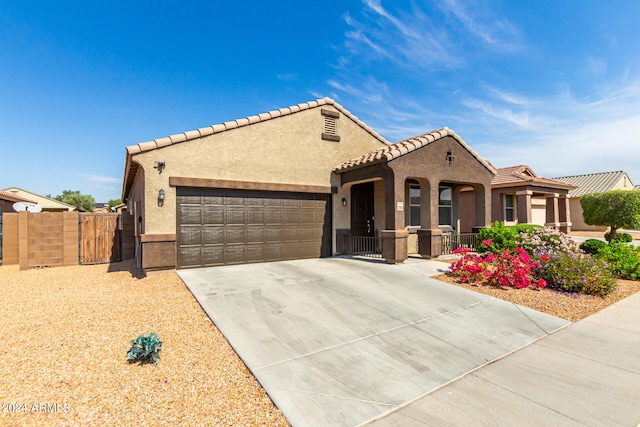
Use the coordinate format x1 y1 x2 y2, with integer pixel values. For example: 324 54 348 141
0 189 35 204
553 171 631 197
635 185 640 191
122 98 391 200
333 128 496 175
1 187 76 210
492 165 577 190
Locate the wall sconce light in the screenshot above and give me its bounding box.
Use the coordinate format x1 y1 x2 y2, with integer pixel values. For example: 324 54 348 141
341 197 347 206
158 189 165 207
154 161 166 173
446 149 455 167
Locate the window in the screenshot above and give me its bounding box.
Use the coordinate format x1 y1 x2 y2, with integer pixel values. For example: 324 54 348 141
504 194 516 223
321 109 340 141
438 187 452 226
409 183 420 226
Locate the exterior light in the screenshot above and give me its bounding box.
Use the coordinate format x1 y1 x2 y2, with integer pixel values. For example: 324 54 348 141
342 198 347 206
154 161 166 173
446 149 455 167
158 189 165 207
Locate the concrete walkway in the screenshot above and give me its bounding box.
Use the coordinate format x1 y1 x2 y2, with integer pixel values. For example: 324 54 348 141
177 257 590 426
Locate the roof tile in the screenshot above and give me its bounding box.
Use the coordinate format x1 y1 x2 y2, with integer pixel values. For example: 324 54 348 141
211 124 226 133
184 130 200 140
138 141 158 152
198 126 214 137
223 121 239 130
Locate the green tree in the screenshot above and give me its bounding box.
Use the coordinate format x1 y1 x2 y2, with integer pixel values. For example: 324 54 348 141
54 190 96 212
108 198 122 212
580 190 640 242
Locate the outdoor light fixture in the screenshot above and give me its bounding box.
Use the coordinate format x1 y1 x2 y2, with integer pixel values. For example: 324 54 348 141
342 197 347 206
158 189 165 207
446 149 455 167
154 161 166 173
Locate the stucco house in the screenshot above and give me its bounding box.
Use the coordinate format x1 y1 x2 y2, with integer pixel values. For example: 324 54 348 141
553 171 636 231
459 166 576 232
1 187 76 212
121 98 495 273
0 190 36 213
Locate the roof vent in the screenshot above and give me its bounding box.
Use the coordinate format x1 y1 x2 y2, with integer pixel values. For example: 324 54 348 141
321 109 340 142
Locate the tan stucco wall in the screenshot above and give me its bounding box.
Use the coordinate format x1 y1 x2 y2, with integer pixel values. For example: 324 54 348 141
130 106 387 234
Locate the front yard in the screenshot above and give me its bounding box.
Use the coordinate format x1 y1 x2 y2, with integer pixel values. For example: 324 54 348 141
0 261 289 426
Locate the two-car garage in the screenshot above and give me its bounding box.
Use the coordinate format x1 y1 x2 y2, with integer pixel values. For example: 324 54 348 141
176 187 332 269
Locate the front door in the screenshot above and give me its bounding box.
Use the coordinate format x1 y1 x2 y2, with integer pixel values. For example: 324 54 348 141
351 182 375 237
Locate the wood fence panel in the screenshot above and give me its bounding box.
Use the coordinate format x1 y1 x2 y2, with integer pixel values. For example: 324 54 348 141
80 214 121 264
1 213 18 265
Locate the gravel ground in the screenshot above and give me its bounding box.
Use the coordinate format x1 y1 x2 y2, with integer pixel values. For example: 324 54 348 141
0 261 289 427
434 271 640 322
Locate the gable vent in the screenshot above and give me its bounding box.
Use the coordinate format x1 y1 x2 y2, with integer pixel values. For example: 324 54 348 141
321 109 340 142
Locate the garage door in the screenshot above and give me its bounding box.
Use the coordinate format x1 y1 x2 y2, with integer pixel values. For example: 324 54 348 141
176 187 331 268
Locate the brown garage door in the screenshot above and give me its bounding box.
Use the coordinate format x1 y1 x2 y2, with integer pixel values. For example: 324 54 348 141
176 187 332 269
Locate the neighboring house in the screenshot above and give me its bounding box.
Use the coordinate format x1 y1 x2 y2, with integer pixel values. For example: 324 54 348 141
0 190 36 213
121 98 495 273
552 171 636 231
459 166 576 232
1 187 76 212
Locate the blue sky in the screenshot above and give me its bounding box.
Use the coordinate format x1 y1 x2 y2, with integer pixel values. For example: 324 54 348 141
1 1 640 203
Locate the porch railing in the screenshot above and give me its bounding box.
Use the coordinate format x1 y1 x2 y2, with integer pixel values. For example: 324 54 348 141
441 233 480 255
342 235 383 258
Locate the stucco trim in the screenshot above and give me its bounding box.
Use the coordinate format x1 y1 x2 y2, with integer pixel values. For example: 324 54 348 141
140 233 177 243
169 177 336 194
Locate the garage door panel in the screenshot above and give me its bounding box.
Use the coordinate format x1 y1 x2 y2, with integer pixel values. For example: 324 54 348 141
179 206 202 225
203 227 224 245
177 188 331 269
247 227 266 243
203 207 224 225
226 208 246 225
202 246 225 266
179 226 202 245
225 245 247 264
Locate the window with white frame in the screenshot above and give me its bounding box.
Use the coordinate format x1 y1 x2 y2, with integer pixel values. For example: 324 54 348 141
504 194 516 223
409 183 420 226
438 187 452 226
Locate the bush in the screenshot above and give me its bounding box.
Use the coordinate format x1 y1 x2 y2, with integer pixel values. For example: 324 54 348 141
580 239 607 255
127 333 163 365
596 242 640 280
449 247 546 289
604 231 633 243
516 227 582 259
537 250 618 296
516 227 617 296
478 221 519 254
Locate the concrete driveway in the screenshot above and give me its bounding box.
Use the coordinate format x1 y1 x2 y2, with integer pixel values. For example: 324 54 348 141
178 257 569 426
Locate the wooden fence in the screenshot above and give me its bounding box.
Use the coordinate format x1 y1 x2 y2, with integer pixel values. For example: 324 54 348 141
0 211 135 270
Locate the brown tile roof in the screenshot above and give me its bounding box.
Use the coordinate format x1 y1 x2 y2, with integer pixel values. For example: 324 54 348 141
553 171 632 197
492 165 577 190
125 98 389 156
333 128 496 174
122 98 391 200
0 189 35 204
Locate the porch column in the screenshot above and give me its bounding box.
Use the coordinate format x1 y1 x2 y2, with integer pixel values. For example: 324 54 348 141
418 181 442 258
516 190 533 224
381 172 409 263
474 184 490 230
545 193 560 228
558 195 571 233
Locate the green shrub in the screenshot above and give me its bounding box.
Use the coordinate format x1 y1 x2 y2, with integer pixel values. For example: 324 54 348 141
604 232 634 243
127 333 162 365
580 239 607 255
596 242 640 280
478 221 519 254
512 223 543 233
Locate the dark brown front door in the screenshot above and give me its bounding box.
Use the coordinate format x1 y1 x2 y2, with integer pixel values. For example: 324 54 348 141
351 182 375 237
176 188 331 269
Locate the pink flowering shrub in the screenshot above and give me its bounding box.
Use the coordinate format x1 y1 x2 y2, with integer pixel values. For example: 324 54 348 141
449 247 547 289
